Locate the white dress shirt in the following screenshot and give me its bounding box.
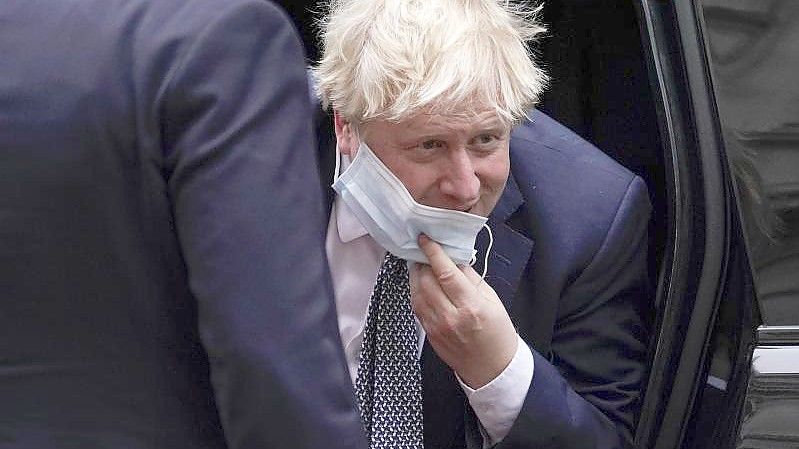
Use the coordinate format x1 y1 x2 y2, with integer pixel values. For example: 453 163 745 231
325 197 535 446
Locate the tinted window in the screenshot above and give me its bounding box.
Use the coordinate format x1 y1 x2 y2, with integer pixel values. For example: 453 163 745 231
699 0 799 325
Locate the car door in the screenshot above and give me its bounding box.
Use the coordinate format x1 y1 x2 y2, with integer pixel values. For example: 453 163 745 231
698 1 799 448
634 1 799 448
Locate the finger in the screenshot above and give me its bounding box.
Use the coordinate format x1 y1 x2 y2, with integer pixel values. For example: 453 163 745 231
410 289 433 325
412 267 463 345
409 262 420 298
418 234 473 307
411 270 450 333
415 264 458 315
412 291 443 331
460 264 501 303
460 265 484 286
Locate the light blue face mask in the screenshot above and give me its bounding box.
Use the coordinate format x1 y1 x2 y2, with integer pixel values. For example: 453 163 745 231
332 140 493 276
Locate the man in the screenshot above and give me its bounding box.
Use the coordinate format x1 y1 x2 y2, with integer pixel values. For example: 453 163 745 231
312 0 651 447
0 0 365 448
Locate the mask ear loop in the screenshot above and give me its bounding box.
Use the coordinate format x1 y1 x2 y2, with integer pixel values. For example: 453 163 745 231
469 223 494 280
332 142 342 183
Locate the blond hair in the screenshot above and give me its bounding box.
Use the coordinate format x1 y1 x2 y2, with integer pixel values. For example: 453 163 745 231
312 0 548 125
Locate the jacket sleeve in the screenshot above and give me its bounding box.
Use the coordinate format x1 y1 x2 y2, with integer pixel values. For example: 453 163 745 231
497 175 651 449
160 2 366 448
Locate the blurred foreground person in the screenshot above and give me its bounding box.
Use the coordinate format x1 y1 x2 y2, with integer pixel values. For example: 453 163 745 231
0 0 364 448
312 0 652 447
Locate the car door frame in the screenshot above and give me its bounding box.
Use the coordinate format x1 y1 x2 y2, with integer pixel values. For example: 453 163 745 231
632 0 739 448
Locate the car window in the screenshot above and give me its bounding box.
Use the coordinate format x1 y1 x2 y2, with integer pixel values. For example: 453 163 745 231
698 0 799 325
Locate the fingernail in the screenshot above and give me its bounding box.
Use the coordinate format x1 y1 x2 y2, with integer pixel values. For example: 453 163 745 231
418 234 430 245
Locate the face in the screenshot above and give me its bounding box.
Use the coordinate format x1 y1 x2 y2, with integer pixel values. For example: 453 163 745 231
334 108 511 217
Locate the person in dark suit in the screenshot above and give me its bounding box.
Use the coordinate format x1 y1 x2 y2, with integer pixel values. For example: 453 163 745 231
311 0 651 447
0 0 365 448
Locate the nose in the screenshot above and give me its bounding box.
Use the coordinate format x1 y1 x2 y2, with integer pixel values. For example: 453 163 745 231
438 150 480 210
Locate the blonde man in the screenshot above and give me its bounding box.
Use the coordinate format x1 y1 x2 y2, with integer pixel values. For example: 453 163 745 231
313 0 651 448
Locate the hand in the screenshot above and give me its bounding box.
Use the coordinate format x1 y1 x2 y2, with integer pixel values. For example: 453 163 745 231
410 234 518 389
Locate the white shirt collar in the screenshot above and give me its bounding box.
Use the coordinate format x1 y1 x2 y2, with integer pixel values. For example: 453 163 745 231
335 195 369 243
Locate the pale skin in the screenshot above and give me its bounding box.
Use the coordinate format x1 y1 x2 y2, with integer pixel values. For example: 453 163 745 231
334 108 519 388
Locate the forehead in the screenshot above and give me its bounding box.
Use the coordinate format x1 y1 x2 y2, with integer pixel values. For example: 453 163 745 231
407 109 507 133
363 107 509 140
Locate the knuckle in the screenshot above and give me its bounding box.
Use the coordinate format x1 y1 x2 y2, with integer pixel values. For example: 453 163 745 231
440 315 459 335
418 273 434 291
427 316 456 340
415 314 426 330
422 316 441 336
437 268 457 284
425 325 441 341
461 305 481 322
410 295 425 315
411 297 430 320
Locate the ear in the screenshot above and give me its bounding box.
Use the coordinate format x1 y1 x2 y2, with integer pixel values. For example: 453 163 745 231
333 111 359 156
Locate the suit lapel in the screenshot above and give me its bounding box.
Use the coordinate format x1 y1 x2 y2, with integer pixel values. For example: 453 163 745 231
476 174 534 311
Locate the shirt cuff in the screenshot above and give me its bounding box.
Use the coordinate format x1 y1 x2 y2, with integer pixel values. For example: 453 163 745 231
456 334 534 447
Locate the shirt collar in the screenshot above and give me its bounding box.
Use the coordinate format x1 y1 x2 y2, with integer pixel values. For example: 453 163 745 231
335 196 369 243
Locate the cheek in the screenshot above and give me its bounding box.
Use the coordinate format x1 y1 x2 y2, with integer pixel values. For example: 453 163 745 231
398 164 440 200
474 153 510 213
478 152 510 193
376 152 437 199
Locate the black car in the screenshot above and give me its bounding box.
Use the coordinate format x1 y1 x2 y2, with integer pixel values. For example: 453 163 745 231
280 0 799 447
630 1 799 448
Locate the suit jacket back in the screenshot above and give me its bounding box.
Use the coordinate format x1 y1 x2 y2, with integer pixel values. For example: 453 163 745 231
0 1 365 448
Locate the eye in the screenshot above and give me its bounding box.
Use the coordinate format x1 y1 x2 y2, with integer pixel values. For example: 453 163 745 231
476 134 496 144
420 139 445 150
470 134 501 152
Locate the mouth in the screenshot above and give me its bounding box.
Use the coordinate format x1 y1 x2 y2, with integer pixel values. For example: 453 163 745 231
418 196 480 214
463 205 483 215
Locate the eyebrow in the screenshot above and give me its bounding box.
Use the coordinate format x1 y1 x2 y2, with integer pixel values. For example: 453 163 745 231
474 125 509 135
398 114 509 141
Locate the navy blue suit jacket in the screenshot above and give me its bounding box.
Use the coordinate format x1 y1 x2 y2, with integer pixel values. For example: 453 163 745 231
0 1 365 448
316 109 651 448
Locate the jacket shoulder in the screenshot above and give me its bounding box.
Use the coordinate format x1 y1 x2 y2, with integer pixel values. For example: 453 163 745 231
507 110 650 276
510 109 638 188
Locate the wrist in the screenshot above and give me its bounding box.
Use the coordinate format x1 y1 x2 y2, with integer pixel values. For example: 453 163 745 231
457 334 518 389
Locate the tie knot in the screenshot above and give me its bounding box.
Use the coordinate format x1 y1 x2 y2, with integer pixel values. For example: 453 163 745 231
384 251 403 264
382 252 408 275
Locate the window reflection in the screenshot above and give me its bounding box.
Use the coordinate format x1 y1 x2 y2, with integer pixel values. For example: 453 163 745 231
700 0 799 324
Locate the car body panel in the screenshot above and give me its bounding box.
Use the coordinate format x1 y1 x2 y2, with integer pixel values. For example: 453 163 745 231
737 327 799 449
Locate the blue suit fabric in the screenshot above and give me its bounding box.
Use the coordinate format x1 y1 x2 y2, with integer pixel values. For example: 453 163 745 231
0 1 366 448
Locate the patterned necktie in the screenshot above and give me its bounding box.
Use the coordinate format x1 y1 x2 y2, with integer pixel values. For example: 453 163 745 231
355 252 424 449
